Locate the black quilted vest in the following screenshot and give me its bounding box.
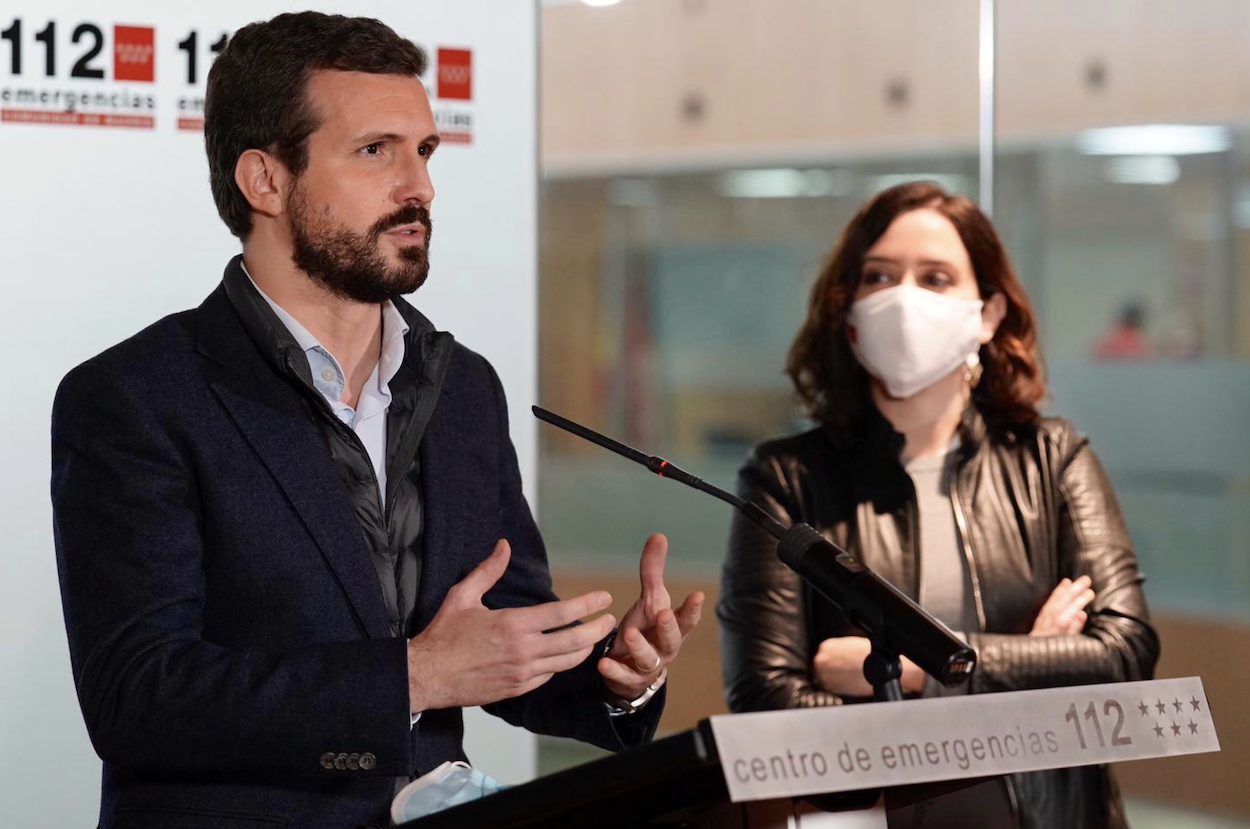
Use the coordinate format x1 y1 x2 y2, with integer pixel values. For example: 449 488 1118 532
223 256 453 637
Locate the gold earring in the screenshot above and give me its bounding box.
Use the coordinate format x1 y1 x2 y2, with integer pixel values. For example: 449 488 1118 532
963 357 984 388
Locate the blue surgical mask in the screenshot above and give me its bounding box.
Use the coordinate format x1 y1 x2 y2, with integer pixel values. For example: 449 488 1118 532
391 761 506 823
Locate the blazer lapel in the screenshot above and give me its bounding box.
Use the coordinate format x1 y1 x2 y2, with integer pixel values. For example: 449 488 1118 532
196 287 392 640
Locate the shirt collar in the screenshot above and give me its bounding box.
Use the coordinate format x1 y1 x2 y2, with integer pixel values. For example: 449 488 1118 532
378 300 410 392
241 264 410 389
243 269 321 355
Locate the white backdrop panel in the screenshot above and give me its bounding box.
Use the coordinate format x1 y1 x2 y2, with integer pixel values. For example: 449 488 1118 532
0 2 538 825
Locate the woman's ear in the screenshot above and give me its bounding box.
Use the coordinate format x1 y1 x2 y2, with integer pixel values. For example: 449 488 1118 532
980 292 1008 344
234 149 288 221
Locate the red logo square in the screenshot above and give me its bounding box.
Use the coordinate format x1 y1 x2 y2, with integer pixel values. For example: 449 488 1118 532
437 48 472 101
114 26 155 82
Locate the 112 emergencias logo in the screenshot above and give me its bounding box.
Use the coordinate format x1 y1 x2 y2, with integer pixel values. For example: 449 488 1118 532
1 17 474 140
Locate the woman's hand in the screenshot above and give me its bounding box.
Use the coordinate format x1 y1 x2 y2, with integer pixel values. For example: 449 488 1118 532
813 635 926 697
1030 576 1095 637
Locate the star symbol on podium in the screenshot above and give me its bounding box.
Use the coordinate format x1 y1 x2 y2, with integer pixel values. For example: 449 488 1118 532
1153 724 1164 738
1188 720 1199 735
1155 700 1167 715
1190 696 1202 712
1171 721 1182 737
1173 698 1184 713
1138 701 1149 716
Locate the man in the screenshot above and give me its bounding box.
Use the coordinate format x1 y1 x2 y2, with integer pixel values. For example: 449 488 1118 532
51 12 702 829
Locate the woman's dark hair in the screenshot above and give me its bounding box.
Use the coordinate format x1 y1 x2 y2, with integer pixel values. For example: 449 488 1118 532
204 12 427 239
787 181 1045 436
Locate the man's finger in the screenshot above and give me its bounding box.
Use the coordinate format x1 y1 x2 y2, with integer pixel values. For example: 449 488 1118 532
531 646 596 678
530 613 616 658
674 591 705 638
450 539 511 605
622 625 663 674
638 534 671 614
519 590 613 632
597 656 645 688
653 608 683 659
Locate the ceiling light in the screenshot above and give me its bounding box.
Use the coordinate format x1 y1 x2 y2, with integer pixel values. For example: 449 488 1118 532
717 168 852 199
1103 155 1180 185
1077 124 1231 156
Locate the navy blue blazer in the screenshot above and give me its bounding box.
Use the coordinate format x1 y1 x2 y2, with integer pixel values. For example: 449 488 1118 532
51 275 661 829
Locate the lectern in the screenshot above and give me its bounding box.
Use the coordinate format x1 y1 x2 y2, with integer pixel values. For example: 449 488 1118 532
397 677 1219 829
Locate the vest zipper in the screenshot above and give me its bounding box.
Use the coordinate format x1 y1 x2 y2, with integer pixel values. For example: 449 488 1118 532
381 334 454 535
950 465 1021 827
350 427 387 529
285 336 452 632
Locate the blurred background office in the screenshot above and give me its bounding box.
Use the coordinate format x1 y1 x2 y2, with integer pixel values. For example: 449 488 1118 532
534 1 1250 826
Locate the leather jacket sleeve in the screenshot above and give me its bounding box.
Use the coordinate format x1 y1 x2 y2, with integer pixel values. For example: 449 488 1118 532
966 435 1160 693
718 449 842 712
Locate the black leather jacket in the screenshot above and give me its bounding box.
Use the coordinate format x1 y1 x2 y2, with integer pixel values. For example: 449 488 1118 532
718 407 1159 829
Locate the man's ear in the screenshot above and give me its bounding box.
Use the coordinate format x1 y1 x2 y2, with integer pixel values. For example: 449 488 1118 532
234 149 288 221
980 292 1008 344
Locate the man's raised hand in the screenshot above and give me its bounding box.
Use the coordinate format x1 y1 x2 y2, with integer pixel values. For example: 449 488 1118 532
407 539 616 712
599 534 704 700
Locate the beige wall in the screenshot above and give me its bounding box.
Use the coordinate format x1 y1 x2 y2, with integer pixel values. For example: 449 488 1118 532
542 0 1250 172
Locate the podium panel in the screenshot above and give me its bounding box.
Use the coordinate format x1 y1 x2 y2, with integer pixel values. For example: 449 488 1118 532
398 678 1219 829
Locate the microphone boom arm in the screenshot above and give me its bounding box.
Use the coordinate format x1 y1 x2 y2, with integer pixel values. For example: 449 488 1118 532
532 405 976 691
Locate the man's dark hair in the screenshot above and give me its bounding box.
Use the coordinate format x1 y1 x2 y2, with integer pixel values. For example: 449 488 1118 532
205 12 427 239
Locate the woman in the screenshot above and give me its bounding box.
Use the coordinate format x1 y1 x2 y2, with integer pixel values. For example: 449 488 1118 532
718 182 1158 828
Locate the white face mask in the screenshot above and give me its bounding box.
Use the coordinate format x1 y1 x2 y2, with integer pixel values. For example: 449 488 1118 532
847 284 985 399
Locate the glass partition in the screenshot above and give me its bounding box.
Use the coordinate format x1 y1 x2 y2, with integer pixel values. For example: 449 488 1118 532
537 2 1250 820
539 157 980 576
995 2 1250 622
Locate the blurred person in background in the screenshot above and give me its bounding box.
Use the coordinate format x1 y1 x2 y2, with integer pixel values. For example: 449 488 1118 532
1094 301 1153 361
718 182 1158 828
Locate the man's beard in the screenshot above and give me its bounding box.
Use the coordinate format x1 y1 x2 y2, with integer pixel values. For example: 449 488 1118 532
287 183 432 304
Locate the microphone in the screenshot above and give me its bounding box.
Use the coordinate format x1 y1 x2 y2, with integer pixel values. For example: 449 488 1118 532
532 405 975 687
